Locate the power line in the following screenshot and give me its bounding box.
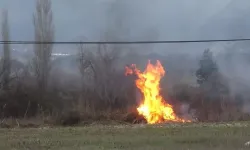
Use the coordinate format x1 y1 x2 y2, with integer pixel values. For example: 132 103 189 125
0 38 250 44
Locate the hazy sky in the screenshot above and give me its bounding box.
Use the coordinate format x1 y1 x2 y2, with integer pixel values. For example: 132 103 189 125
0 0 234 42
2 0 250 93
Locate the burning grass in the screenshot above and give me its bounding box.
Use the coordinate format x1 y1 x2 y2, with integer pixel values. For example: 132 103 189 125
126 60 190 124
1 122 250 150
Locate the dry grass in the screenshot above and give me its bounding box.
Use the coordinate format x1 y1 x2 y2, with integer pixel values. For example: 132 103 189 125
1 122 250 150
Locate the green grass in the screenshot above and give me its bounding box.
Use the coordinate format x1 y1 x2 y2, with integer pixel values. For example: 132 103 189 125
1 122 250 150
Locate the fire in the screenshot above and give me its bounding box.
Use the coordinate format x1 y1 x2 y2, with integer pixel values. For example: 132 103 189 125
125 60 189 124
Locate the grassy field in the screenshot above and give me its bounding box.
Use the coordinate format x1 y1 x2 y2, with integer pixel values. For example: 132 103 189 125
1 122 250 150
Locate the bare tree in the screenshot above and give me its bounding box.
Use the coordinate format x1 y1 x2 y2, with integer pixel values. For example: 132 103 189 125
93 0 129 108
79 44 90 74
77 1 135 111
1 10 11 90
78 44 130 111
33 0 54 92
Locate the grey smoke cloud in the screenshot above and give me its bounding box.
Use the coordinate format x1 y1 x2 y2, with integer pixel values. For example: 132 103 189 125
0 0 234 42
2 0 250 100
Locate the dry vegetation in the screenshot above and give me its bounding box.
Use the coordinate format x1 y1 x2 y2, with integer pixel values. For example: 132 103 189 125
1 1 250 149
0 0 250 128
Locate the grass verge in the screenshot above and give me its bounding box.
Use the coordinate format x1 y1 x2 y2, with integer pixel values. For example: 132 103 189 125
1 122 250 150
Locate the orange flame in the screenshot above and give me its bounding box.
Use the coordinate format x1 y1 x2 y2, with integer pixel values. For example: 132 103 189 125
125 60 189 124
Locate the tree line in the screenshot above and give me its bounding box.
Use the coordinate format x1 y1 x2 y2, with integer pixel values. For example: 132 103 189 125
0 0 248 126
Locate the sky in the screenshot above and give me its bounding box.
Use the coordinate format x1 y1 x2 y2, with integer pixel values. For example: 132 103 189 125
2 0 250 95
0 0 233 41
1 0 250 55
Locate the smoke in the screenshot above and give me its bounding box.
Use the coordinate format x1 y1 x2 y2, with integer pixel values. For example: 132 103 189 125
179 103 196 121
1 0 235 42
2 0 250 102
